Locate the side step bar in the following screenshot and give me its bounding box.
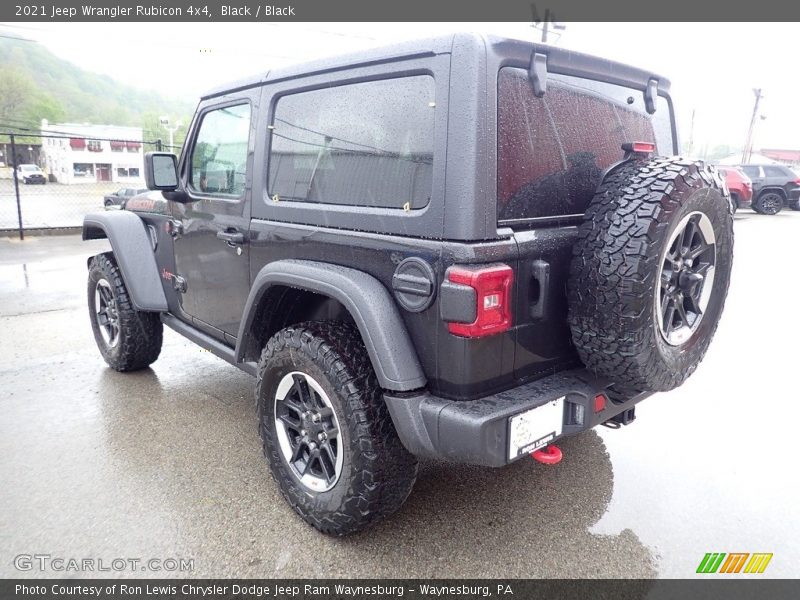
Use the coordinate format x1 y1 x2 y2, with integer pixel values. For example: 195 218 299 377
161 313 257 376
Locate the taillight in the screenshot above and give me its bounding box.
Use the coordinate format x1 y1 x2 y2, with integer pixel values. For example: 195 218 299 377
622 141 656 155
794 178 800 186
446 264 514 338
594 394 607 413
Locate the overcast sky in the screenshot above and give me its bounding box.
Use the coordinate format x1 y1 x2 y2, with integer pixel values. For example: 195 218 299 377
2 22 798 152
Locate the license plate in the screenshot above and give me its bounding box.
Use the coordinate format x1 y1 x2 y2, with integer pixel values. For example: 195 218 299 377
508 396 565 460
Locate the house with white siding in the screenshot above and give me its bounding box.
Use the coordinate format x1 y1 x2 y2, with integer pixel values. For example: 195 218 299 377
40 119 145 184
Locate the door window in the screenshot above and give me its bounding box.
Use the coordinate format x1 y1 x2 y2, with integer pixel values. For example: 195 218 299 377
189 103 251 197
740 166 761 178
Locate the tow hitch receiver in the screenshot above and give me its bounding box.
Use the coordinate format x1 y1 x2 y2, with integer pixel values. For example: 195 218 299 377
603 407 636 429
531 444 562 465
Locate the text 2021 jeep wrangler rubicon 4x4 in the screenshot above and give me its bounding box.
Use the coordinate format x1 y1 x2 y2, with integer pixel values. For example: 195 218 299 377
83 34 733 535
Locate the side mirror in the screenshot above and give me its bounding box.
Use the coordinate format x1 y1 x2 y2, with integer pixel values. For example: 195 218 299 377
144 152 179 191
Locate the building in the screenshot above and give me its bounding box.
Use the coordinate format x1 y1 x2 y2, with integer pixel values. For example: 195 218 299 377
717 152 778 166
759 149 800 168
40 119 144 184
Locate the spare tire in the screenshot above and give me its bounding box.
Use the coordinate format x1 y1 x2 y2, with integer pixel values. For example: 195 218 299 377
568 157 733 394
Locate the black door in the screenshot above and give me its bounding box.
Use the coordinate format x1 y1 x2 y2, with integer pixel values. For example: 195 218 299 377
171 97 255 340
740 165 764 194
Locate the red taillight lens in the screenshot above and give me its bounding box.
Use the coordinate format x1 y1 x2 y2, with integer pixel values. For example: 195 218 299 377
594 393 607 413
622 141 656 154
794 178 800 186
447 264 513 338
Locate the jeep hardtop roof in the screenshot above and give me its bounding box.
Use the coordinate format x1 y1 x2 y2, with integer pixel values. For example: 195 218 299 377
201 33 671 101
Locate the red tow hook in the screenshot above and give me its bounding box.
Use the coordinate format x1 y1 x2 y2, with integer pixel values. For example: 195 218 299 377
531 444 562 465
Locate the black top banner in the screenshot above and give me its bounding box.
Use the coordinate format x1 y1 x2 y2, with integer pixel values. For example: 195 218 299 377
2 0 800 22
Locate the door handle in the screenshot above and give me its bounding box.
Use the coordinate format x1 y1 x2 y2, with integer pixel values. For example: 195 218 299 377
216 229 244 245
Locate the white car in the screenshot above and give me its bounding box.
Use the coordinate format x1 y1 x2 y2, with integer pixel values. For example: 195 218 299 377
17 164 47 184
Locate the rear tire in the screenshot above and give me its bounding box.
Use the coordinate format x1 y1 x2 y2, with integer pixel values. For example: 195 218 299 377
789 198 800 211
754 191 784 215
88 253 163 371
568 157 733 394
256 321 418 536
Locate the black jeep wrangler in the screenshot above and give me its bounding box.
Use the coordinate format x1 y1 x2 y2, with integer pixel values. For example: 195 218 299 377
83 34 733 535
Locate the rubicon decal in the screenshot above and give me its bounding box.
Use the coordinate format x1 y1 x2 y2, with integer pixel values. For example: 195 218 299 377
696 552 773 574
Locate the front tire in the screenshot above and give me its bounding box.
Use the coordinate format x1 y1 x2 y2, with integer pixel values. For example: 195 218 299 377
88 253 163 371
256 321 418 536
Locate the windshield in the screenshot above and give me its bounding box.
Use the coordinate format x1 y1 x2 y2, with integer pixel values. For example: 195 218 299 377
497 68 676 222
20 165 40 172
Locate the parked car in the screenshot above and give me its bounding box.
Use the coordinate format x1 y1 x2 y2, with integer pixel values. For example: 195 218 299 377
738 164 800 214
82 34 733 535
103 187 148 208
717 166 753 212
17 164 46 184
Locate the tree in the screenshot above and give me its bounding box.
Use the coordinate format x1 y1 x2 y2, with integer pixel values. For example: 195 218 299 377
0 67 39 128
0 66 65 135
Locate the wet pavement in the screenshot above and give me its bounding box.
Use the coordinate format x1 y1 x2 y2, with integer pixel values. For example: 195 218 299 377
1 212 799 579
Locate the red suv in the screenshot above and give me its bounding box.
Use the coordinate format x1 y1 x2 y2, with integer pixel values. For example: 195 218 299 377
717 166 753 212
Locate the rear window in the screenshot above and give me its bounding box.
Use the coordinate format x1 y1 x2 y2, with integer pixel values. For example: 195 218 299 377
497 68 675 222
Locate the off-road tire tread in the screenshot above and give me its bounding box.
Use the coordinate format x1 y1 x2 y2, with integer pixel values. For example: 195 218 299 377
88 252 163 371
256 321 418 536
568 157 733 393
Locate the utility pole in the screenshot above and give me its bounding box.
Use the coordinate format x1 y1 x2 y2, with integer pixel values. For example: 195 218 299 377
542 9 551 43
159 116 181 150
10 133 23 241
531 7 565 44
742 88 763 164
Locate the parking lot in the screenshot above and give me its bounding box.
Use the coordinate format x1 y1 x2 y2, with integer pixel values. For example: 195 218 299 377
1 211 798 579
0 180 119 229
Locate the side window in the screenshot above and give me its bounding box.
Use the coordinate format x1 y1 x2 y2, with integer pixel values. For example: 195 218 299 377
267 75 435 209
763 166 785 178
497 68 674 221
741 166 761 178
189 103 251 197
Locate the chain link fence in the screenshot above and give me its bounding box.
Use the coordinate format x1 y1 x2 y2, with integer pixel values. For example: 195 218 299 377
0 131 181 238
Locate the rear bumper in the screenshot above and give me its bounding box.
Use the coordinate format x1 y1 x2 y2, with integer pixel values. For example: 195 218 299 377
731 189 752 206
385 369 652 467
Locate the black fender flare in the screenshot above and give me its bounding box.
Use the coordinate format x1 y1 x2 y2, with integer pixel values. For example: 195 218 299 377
235 260 426 392
756 186 787 199
82 211 168 312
